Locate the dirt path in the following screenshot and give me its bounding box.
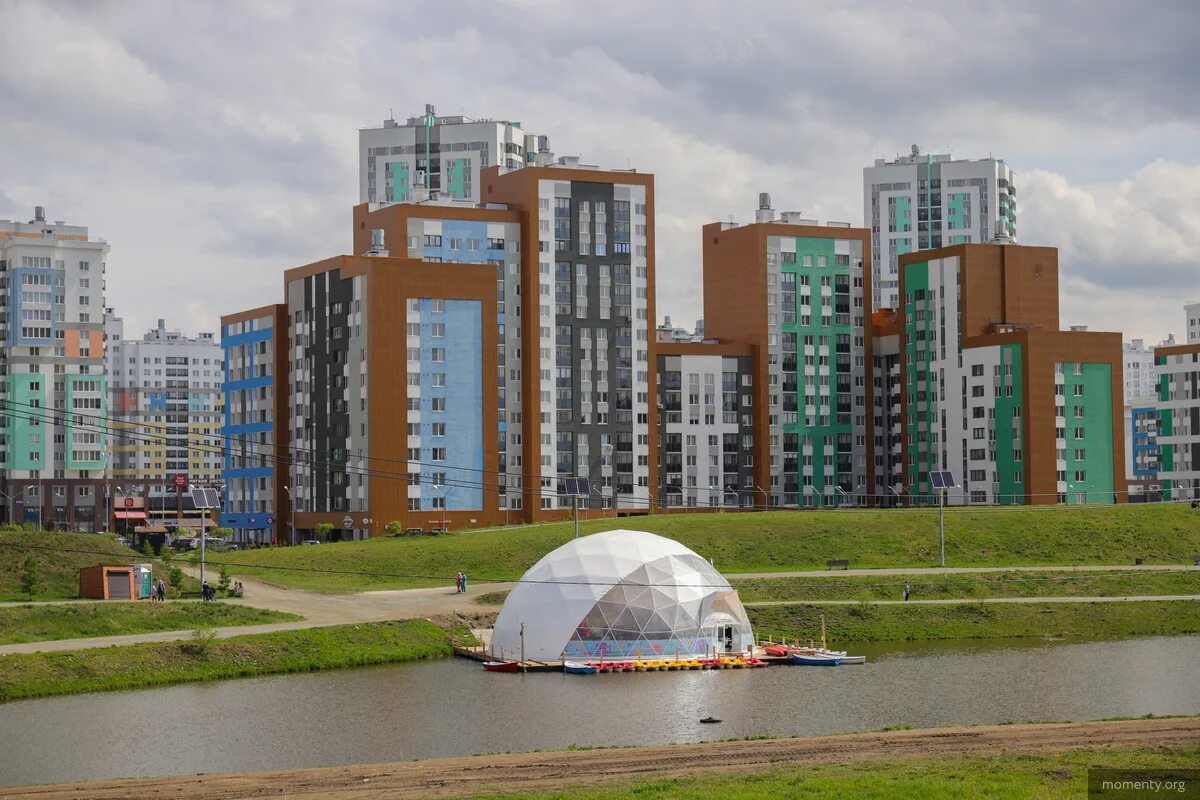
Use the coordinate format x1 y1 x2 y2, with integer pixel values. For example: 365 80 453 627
9 717 1197 799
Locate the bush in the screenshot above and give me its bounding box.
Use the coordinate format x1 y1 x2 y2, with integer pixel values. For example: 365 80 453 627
20 556 39 598
313 522 334 540
168 566 183 596
180 628 217 657
211 527 233 539
385 520 403 536
44 520 56 532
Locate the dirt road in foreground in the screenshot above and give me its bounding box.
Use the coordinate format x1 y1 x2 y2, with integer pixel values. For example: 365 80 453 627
10 717 1198 800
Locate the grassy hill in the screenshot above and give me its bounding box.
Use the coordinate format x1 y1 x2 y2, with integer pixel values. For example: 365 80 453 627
211 504 1200 594
0 529 141 600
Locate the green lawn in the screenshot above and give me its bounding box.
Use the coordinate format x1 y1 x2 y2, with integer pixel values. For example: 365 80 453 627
0 602 299 645
210 505 1200 594
733 568 1200 603
0 619 453 701
0 529 142 600
747 599 1200 644
476 569 1200 607
467 745 1200 800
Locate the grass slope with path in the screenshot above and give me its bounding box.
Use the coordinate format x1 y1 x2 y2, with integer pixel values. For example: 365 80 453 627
211 505 1200 594
466 745 1200 800
734 568 1200 602
0 619 456 702
0 602 299 645
476 568 1200 607
748 599 1200 644
0 529 142 600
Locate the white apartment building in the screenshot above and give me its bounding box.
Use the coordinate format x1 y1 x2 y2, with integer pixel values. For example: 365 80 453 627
105 315 224 495
864 146 1017 310
359 104 543 204
0 207 108 530
1186 301 1200 344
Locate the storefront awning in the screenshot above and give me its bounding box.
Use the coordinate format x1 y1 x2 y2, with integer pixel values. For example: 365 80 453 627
115 511 148 520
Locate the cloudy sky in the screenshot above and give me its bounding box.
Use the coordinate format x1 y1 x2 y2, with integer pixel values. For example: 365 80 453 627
2 0 1198 344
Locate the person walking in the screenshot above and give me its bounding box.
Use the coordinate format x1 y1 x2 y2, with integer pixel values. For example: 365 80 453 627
461 572 468 593
156 579 166 602
455 572 463 594
903 581 911 602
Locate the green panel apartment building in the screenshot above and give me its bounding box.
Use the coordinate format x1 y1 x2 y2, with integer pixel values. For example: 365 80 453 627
896 243 1125 506
703 195 873 507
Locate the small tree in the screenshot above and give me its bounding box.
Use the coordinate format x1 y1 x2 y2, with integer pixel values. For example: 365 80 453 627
141 539 154 558
168 565 184 596
20 555 39 598
217 566 231 595
313 522 334 541
385 520 403 536
211 527 234 539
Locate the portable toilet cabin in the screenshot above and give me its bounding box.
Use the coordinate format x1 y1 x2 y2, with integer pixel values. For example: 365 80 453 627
135 564 153 599
79 565 137 600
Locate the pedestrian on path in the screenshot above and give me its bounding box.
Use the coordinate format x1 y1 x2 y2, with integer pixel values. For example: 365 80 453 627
156 579 166 602
461 572 468 593
455 572 464 594
903 581 911 602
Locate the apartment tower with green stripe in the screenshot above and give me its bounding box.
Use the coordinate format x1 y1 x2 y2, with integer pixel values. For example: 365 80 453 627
897 243 1125 505
704 195 873 507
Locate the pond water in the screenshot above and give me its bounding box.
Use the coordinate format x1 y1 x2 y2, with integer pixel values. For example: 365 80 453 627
1 634 1197 787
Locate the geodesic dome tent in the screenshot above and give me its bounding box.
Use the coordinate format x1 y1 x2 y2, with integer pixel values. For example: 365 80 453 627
490 529 753 661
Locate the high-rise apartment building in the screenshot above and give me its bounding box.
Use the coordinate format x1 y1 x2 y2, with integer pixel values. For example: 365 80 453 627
1186 301 1200 344
655 341 755 509
106 316 223 496
484 159 656 516
284 255 498 538
1153 306 1200 501
1121 336 1172 498
0 208 108 530
221 305 287 544
352 199 524 513
865 146 1016 310
703 196 872 507
1154 341 1200 501
359 104 542 205
897 243 1124 505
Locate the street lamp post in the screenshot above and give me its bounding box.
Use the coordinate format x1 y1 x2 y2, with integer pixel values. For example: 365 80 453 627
1 486 33 528
754 484 768 511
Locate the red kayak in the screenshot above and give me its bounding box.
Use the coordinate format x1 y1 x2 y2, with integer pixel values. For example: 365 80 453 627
762 644 789 657
482 661 521 673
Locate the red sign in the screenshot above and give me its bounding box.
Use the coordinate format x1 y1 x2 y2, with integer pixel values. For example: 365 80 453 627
173 474 188 489
123 497 135 508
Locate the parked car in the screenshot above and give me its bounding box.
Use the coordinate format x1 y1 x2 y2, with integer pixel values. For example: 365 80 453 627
301 539 321 546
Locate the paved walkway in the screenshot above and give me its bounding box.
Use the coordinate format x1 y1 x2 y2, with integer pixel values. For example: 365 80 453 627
744 594 1200 607
727 564 1200 579
0 567 509 656
2 561 1196 655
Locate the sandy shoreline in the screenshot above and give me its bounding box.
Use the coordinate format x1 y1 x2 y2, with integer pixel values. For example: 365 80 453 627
9 717 1198 799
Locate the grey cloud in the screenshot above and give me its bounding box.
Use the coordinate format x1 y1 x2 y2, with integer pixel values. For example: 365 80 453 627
1 0 1197 340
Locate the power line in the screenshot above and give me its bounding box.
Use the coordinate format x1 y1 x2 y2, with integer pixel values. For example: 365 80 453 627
0 399 1187 512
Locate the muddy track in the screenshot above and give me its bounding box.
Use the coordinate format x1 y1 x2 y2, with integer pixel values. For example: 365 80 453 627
10 717 1199 799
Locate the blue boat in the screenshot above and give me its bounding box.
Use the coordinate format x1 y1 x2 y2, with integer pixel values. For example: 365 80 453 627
564 660 599 674
791 653 842 666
